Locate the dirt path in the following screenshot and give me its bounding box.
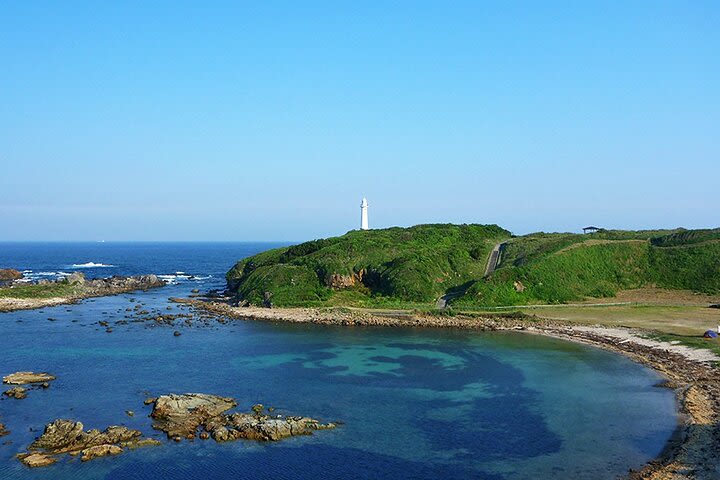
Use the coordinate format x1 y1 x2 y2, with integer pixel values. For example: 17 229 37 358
484 242 505 276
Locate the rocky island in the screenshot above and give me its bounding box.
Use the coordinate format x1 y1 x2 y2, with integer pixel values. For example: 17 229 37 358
17 419 160 467
149 393 336 442
10 390 336 468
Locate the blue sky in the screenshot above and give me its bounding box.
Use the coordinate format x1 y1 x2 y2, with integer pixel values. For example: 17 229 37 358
1 1 717 241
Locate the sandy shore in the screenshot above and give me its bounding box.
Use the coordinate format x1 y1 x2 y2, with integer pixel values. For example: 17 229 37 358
0 297 74 312
183 300 720 480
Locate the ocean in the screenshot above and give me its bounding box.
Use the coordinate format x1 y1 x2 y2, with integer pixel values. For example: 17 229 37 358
0 242 677 479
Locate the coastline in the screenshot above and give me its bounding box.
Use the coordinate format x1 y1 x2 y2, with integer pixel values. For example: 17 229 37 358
0 275 166 313
184 300 720 480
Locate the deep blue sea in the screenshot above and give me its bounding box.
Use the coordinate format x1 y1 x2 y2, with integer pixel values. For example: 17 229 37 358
0 243 677 479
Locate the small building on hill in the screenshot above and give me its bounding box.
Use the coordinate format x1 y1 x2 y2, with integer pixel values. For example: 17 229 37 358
583 226 603 234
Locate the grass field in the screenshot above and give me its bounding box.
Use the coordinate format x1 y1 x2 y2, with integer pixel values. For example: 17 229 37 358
0 282 75 299
455 291 720 356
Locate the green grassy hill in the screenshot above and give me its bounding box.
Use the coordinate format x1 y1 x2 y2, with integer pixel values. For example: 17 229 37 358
226 225 720 308
226 224 511 306
454 229 720 307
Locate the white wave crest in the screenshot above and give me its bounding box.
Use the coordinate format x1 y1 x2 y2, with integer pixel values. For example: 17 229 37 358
70 262 115 268
36 271 72 277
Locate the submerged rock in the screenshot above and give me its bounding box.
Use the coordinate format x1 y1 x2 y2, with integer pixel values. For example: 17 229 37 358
18 419 158 467
149 393 336 443
3 372 56 385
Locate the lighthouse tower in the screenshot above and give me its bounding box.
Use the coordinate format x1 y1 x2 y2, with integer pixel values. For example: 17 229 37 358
360 197 369 230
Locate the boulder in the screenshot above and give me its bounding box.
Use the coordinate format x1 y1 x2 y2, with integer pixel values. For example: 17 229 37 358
66 272 85 285
29 420 86 452
3 372 56 385
0 423 8 437
80 444 122 462
263 291 273 308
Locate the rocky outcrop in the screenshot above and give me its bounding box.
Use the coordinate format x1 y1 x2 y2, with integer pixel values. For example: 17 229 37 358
66 272 85 285
0 422 8 437
220 410 336 441
0 268 23 283
150 393 237 439
3 372 56 385
80 444 122 462
4 386 27 399
325 269 365 289
18 419 160 468
149 393 336 443
3 372 55 398
82 275 165 296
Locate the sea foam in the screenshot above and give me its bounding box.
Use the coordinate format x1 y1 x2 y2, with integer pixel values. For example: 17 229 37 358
70 262 116 268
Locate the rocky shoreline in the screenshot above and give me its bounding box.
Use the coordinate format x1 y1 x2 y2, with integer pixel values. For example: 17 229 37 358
185 300 720 480
0 274 166 312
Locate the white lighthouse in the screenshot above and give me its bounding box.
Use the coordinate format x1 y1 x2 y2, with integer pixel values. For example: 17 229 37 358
360 197 369 230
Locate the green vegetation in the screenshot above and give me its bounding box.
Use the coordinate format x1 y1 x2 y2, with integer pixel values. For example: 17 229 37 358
649 228 720 247
226 224 720 309
0 281 75 299
456 229 720 307
226 224 510 306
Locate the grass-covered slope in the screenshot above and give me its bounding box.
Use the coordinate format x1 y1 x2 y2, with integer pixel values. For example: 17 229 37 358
454 229 720 307
226 224 511 306
227 225 720 308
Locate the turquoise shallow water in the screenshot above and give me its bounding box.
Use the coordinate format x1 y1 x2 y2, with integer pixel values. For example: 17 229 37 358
0 243 677 479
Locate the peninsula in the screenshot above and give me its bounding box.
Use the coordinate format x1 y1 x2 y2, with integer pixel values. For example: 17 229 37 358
0 273 166 312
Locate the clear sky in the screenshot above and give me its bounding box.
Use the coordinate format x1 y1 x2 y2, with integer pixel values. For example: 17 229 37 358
1 1 717 241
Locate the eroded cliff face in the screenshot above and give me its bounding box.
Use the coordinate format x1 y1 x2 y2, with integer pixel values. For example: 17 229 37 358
325 269 366 289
